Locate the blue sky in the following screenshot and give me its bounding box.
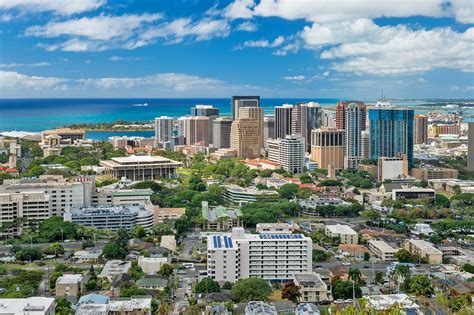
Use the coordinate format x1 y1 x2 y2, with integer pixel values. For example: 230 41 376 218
0 0 473 98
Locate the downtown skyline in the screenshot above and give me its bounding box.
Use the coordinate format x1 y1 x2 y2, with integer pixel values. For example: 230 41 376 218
0 0 473 99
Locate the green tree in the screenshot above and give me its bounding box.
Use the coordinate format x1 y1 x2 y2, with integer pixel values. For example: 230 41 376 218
55 296 73 314
49 271 63 290
332 280 361 300
158 264 174 277
313 249 330 262
131 180 162 192
38 216 77 242
15 247 42 261
409 275 433 296
231 278 272 302
281 281 301 303
120 282 147 297
102 243 126 259
194 277 220 293
279 184 299 199
133 225 147 239
363 252 370 261
374 272 384 284
395 249 412 263
43 243 64 256
127 261 145 281
222 281 233 290
348 268 362 285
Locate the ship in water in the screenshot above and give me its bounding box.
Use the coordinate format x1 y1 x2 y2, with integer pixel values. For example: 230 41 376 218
132 102 149 107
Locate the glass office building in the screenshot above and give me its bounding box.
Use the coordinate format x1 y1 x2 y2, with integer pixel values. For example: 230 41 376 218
368 108 414 169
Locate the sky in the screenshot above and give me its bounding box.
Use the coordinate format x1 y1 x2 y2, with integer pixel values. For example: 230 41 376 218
0 0 473 99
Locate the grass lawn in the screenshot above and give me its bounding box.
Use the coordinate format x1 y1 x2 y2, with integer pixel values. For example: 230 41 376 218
268 289 284 302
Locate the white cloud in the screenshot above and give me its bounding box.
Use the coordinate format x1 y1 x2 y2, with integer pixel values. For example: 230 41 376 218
282 75 306 81
273 41 300 56
0 0 105 15
0 62 51 68
236 21 258 31
224 0 255 19
302 20 474 75
108 56 141 62
235 35 284 50
0 13 13 22
448 0 474 24
323 71 330 77
0 70 66 89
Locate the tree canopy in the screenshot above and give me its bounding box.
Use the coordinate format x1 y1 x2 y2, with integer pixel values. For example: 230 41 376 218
231 278 272 302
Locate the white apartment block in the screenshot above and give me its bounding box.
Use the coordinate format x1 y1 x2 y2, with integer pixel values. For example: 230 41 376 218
207 227 312 282
0 191 51 236
256 223 300 234
266 135 305 174
0 297 55 315
293 272 332 303
368 240 398 261
325 224 358 244
0 175 94 217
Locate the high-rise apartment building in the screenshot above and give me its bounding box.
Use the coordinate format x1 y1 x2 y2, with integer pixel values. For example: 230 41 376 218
263 116 275 145
0 191 51 236
238 107 264 148
275 104 293 139
323 110 336 128
311 128 345 170
369 106 414 169
184 116 210 146
154 116 173 144
344 102 366 169
292 102 323 151
230 119 260 158
360 130 370 160
207 227 312 282
267 135 305 174
0 175 94 217
212 117 233 148
469 122 474 171
231 96 260 120
414 115 428 144
336 101 366 131
191 105 219 144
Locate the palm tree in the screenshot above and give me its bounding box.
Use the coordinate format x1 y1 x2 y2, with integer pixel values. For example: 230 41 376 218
348 268 362 285
392 265 411 293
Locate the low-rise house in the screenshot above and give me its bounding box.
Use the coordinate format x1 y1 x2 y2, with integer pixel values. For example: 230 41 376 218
108 296 152 315
410 223 435 236
325 224 358 244
367 240 398 261
152 206 185 223
99 260 132 281
201 201 243 231
295 303 320 315
293 273 332 303
75 294 109 315
55 274 84 302
160 235 176 252
338 244 370 261
136 276 168 291
364 294 421 314
255 222 299 234
329 265 348 281
72 250 102 263
403 239 443 264
245 301 277 315
138 256 170 274
0 297 55 315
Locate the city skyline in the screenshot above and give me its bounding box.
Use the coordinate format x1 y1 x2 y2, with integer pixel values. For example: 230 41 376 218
0 0 473 99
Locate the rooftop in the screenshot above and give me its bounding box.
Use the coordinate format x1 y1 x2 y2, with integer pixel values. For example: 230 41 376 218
108 296 152 312
245 301 277 315
364 294 420 311
224 184 279 195
368 240 397 253
201 201 242 222
406 239 442 255
0 297 55 314
56 274 84 285
325 224 357 235
293 273 327 288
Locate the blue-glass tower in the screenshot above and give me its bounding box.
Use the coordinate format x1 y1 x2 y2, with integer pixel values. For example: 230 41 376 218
368 108 414 169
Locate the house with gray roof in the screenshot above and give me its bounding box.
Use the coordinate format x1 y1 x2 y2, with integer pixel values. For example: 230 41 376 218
201 201 243 231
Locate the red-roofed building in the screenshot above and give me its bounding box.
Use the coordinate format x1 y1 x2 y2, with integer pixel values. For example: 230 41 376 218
241 159 281 170
284 177 301 184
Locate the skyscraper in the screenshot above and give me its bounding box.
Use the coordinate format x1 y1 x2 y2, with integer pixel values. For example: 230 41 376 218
414 115 428 144
231 96 260 120
275 104 293 139
155 116 173 143
184 116 210 146
213 117 233 148
263 116 275 145
191 105 219 144
292 102 323 151
280 135 305 174
311 128 345 170
238 107 264 148
360 130 370 160
369 106 414 169
469 122 474 171
230 119 260 158
344 102 366 169
336 101 366 131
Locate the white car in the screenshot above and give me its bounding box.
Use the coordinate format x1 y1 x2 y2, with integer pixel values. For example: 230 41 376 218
334 299 344 304
341 262 351 266
344 299 353 303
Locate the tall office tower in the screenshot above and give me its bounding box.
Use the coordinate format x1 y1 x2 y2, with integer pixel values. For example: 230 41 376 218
155 116 173 143
336 101 367 130
231 96 260 120
360 130 370 160
369 106 414 169
191 104 219 117
323 110 336 128
414 115 428 144
184 116 210 146
263 116 275 146
238 107 264 148
469 122 474 171
191 105 219 144
275 104 293 139
207 227 312 282
213 117 233 148
280 135 305 174
292 102 323 151
230 119 260 158
344 102 366 169
311 128 345 170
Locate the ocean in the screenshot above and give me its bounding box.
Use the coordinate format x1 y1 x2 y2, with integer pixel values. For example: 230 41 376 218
0 98 465 140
